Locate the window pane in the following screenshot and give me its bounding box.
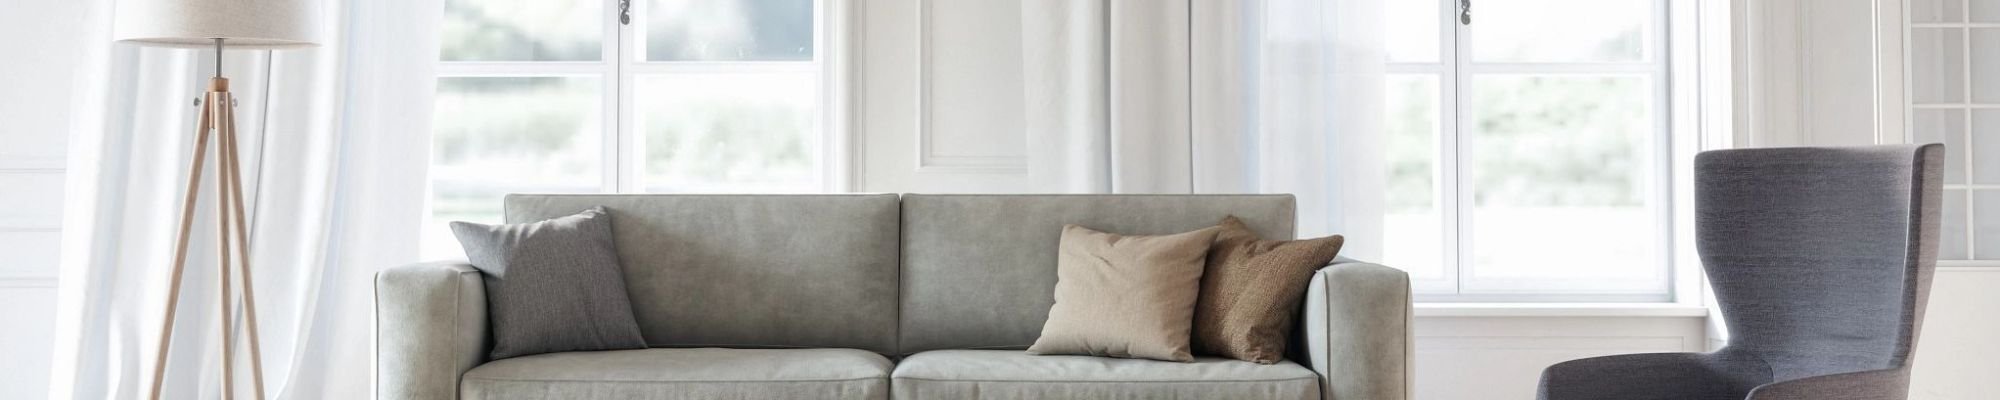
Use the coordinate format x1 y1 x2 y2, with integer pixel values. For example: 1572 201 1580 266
1914 0 1966 23
1386 0 1441 63
1382 74 1447 281
1467 75 1658 282
1471 0 1651 63
1976 110 2000 183
1973 29 2000 103
1912 28 1966 104
1975 0 2000 22
442 0 601 61
1944 189 1968 260
636 73 818 192
1977 190 2000 259
647 0 815 61
426 77 604 258
1913 109 1966 184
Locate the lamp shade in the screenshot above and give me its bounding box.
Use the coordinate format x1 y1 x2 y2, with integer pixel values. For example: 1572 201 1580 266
114 0 320 49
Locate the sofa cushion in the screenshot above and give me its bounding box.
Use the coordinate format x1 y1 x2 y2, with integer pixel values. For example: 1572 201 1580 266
899 194 1296 355
891 349 1319 400
460 348 892 400
1027 224 1220 362
505 194 901 354
449 207 647 360
1194 216 1345 364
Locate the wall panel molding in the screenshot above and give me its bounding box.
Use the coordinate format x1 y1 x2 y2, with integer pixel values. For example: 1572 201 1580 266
1734 0 1905 148
0 171 67 230
0 278 57 289
913 0 1030 174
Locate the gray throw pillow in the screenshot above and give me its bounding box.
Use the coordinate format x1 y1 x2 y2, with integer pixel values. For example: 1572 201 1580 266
451 206 647 360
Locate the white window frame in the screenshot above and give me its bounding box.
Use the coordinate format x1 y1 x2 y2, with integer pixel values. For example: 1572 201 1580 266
1908 0 2000 266
431 0 851 195
1393 0 1711 303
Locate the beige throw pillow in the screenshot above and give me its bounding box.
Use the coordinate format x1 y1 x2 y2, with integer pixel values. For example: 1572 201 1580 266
1192 216 1344 364
1027 224 1221 362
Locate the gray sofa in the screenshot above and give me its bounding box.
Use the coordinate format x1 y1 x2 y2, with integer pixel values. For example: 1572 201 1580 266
377 194 1412 400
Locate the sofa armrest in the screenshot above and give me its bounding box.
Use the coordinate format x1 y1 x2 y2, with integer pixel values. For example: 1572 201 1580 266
376 262 490 400
1301 260 1412 400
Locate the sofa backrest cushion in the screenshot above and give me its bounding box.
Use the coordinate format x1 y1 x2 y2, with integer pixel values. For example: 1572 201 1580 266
898 194 1295 355
505 194 902 354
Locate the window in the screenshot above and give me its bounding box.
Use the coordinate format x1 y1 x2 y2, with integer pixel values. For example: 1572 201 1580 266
426 0 838 258
1910 0 2000 264
1382 0 1677 301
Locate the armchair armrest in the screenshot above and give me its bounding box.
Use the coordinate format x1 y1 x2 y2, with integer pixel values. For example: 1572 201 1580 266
1537 352 1769 400
376 262 490 400
1301 260 1412 400
1746 368 1910 400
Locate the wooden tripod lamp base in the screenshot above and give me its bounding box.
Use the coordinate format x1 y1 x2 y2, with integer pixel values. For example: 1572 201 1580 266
147 73 269 400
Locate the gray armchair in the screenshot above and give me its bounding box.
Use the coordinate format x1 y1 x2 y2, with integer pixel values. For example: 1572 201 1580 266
1537 144 1945 400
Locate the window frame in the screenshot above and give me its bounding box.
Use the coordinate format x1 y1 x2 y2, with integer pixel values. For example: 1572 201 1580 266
431 0 850 196
425 0 851 259
1909 0 2000 265
1387 0 1708 303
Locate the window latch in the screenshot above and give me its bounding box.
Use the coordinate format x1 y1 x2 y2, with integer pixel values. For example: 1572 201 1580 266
1459 0 1471 25
619 0 632 25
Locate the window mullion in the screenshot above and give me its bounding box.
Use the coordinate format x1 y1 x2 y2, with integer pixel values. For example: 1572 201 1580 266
609 0 637 193
1444 0 1471 296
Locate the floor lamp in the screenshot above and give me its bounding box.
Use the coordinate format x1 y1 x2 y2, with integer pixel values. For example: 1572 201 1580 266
112 1 318 399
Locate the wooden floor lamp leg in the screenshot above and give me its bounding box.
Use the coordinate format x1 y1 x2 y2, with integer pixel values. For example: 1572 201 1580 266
147 92 217 400
221 96 269 400
214 92 236 400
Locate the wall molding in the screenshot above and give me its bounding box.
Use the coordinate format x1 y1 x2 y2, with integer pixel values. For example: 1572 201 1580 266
0 156 64 171
0 278 56 289
1733 0 1906 147
912 0 1029 174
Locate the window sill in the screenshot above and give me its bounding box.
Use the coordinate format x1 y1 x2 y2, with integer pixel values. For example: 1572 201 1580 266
1414 303 1710 318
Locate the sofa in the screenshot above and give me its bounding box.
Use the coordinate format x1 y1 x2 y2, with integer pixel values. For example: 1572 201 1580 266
376 194 1412 400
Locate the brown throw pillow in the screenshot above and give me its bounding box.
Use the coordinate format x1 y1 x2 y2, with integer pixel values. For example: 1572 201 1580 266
1192 216 1345 364
1027 224 1221 362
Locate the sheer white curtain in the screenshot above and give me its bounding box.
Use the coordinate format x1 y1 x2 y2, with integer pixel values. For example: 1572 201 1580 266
1017 0 1194 194
1192 0 1386 246
50 0 444 398
1013 0 1386 244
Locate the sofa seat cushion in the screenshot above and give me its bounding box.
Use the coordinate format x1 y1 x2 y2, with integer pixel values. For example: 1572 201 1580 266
460 348 892 400
890 350 1320 400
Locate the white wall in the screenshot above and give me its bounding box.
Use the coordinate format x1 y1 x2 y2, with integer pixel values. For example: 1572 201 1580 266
1412 314 1707 400
0 0 89 398
1910 268 2000 398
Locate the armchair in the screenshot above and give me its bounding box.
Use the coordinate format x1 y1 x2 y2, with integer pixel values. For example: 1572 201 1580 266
1537 144 1945 400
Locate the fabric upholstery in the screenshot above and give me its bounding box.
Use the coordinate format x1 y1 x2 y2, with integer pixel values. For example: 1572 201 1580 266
504 194 902 354
891 349 1319 400
1028 224 1220 362
1301 260 1413 400
1537 144 1945 400
460 348 892 400
899 194 1296 354
375 262 491 400
1537 352 1771 400
1745 368 1913 400
450 207 647 359
1194 216 1345 364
